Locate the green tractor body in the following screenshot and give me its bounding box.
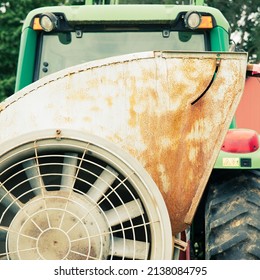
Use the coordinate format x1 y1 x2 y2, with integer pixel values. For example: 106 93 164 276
0 2 259 260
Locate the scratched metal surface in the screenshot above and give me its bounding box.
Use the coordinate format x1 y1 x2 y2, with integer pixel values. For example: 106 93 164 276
0 51 248 234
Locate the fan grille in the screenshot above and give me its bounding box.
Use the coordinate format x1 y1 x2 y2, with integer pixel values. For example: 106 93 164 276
0 131 172 260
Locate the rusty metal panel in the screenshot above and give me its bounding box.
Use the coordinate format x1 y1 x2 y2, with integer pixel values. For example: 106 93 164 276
0 51 248 234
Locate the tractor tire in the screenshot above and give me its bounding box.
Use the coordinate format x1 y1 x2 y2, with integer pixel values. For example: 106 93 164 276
205 170 260 260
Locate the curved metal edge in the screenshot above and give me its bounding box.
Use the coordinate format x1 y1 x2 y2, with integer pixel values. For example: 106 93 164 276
0 128 173 260
0 51 247 113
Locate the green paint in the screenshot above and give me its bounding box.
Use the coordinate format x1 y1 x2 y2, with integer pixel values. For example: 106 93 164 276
15 28 37 91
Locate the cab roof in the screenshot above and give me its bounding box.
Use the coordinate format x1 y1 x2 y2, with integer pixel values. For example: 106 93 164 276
22 4 230 32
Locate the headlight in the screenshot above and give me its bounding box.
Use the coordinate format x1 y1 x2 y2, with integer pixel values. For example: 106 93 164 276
39 12 58 32
184 11 201 30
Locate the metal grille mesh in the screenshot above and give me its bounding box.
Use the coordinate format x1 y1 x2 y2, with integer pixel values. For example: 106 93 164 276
0 134 171 260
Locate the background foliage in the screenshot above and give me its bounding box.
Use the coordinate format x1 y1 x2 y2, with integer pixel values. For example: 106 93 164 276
0 0 259 100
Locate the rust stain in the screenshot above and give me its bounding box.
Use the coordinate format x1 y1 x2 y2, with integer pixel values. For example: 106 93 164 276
126 56 246 234
128 77 138 128
138 110 192 234
90 106 101 112
105 97 113 107
84 116 92 123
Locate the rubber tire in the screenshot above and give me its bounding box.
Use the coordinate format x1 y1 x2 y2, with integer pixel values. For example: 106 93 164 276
205 171 260 260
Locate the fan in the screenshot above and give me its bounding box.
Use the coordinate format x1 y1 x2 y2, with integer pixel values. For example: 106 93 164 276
0 130 172 260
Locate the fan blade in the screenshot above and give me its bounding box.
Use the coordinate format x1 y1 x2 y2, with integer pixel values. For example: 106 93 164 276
105 199 144 227
0 226 8 241
60 153 78 190
87 166 118 203
110 237 149 260
0 182 21 213
23 159 44 196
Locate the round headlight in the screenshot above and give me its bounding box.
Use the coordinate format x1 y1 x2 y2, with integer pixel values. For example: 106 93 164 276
39 13 58 32
184 11 201 30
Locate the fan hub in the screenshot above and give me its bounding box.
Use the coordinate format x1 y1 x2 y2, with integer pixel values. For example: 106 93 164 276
7 191 110 260
37 228 70 260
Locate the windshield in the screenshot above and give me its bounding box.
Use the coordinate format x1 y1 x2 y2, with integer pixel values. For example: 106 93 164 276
37 30 206 79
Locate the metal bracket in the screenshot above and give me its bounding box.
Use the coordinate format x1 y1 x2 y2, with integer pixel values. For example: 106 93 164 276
55 129 62 140
174 238 188 252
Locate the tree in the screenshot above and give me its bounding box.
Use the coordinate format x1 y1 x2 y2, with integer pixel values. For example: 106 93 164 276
0 0 62 101
205 0 260 63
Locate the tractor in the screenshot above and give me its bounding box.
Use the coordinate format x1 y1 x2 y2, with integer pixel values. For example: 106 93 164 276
0 0 259 260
